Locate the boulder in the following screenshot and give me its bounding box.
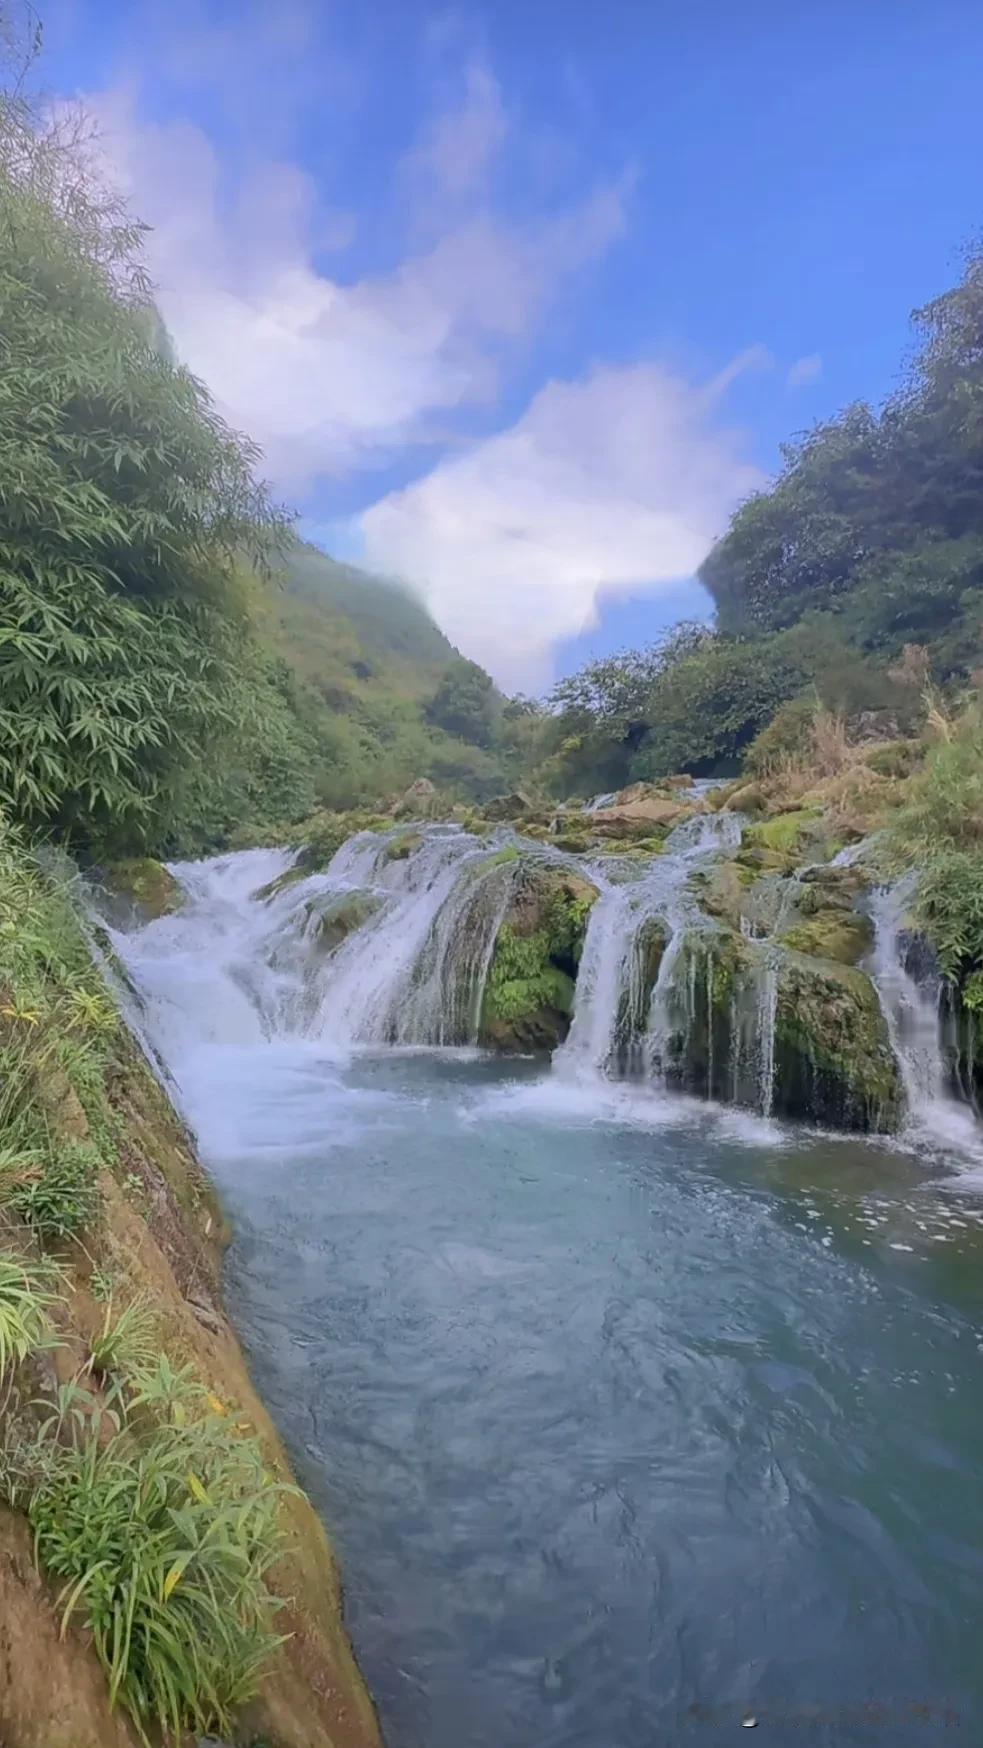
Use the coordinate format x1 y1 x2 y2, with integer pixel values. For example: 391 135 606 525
589 797 692 838
391 778 439 819
780 909 873 967
479 866 599 1052
482 791 535 821
306 892 380 953
648 923 901 1131
773 953 902 1131
101 859 182 921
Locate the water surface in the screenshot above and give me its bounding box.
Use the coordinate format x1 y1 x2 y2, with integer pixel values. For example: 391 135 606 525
199 1047 983 1747
108 850 983 1746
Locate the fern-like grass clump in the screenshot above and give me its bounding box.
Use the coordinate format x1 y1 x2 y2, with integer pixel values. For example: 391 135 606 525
15 1360 288 1743
0 1250 59 1376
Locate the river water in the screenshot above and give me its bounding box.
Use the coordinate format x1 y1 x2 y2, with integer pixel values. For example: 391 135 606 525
109 849 983 1747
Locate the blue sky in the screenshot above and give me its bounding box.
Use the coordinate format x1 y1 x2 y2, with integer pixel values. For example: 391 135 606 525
38 0 983 690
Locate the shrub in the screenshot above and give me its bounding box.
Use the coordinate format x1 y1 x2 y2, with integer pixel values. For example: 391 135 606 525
17 1362 288 1742
744 697 817 775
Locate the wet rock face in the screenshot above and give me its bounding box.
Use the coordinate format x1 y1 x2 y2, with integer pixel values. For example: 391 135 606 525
773 954 902 1132
99 859 183 922
648 922 901 1132
479 866 599 1052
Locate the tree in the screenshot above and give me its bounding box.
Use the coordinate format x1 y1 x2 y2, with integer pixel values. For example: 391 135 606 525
0 92 286 849
425 658 498 746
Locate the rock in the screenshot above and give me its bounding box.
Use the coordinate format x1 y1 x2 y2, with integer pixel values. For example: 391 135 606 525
689 859 755 929
722 781 768 814
773 954 902 1131
589 798 692 838
649 924 900 1130
743 808 839 862
101 858 183 921
482 790 535 821
780 909 873 967
305 892 380 953
479 866 599 1052
391 778 439 819
385 830 422 862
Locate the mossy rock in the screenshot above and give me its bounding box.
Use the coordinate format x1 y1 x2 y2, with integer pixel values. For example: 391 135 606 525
743 808 832 860
780 909 873 967
690 858 755 928
385 830 422 862
306 892 380 953
479 866 599 1052
257 863 306 901
102 859 183 920
480 844 521 870
552 832 593 853
773 953 901 1132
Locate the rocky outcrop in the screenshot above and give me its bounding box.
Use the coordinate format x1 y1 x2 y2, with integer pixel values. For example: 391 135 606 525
649 922 901 1131
479 866 599 1051
773 953 902 1131
588 795 693 838
100 858 182 921
307 891 381 952
482 791 535 821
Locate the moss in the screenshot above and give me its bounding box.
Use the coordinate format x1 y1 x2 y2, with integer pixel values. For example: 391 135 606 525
479 867 598 1051
102 859 182 920
780 909 873 966
307 892 380 952
384 830 422 862
744 808 822 856
552 833 592 853
481 844 521 869
773 953 902 1131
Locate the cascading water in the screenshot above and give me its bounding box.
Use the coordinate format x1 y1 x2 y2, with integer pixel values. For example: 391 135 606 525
867 876 982 1157
557 810 746 1086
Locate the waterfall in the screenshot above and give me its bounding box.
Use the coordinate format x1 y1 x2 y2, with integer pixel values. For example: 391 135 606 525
103 831 525 1073
867 877 982 1155
557 811 745 1086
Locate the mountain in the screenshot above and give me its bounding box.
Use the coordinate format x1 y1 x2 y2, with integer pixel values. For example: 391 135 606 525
246 540 507 817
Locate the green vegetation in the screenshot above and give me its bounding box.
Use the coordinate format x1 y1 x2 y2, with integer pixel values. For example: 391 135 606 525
0 1251 58 1377
479 870 598 1051
0 820 305 1742
8 1361 286 1743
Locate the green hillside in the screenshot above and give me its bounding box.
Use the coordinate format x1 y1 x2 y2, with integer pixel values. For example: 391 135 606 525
270 540 458 704
227 538 509 834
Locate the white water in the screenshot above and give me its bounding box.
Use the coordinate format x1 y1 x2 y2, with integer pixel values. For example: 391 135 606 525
558 810 745 1084
99 819 983 1161
867 876 983 1161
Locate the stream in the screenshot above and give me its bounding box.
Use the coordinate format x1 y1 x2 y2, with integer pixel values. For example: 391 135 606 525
107 841 983 1747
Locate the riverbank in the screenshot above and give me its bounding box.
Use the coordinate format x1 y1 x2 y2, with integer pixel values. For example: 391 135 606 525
0 833 380 1748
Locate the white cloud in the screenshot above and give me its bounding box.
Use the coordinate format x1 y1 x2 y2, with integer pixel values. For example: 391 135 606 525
787 352 822 388
360 361 763 690
76 60 627 492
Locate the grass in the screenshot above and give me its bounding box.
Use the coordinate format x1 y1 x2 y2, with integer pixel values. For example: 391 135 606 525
12 1359 289 1744
0 1249 59 1377
88 1296 158 1380
0 822 300 1742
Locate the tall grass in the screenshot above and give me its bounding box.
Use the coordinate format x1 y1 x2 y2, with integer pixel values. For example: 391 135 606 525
13 1360 288 1743
0 1249 59 1376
